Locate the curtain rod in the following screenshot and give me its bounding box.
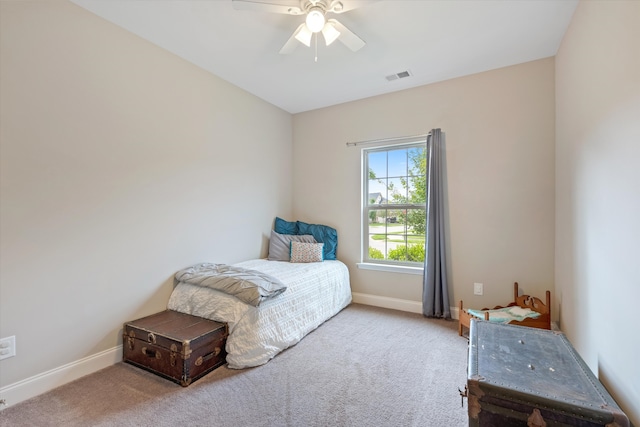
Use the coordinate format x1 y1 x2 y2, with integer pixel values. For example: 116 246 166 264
345 133 431 147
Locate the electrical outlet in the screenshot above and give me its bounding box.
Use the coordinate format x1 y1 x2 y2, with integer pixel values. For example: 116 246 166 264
0 336 16 360
473 282 483 296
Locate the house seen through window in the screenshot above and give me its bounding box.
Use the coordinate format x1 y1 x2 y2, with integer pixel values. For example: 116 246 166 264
363 138 427 267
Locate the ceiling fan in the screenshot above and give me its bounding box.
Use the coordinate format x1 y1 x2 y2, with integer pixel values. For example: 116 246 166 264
232 0 373 56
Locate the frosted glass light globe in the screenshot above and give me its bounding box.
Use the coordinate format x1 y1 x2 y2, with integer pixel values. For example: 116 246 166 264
306 8 325 33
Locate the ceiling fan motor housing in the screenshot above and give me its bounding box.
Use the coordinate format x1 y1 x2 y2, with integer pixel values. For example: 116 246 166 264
303 0 344 14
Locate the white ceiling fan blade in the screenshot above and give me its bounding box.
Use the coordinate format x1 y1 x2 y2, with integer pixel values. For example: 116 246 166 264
328 18 365 51
232 0 303 15
327 0 379 14
279 23 307 54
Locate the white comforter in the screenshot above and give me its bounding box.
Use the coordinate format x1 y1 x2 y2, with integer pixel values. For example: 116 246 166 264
167 259 352 369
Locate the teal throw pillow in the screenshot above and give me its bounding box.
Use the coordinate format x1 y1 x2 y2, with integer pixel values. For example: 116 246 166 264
297 221 338 260
274 217 298 235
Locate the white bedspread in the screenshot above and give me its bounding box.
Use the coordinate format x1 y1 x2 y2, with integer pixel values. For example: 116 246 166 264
167 259 352 369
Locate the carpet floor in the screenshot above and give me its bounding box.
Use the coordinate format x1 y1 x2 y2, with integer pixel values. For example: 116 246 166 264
0 304 469 427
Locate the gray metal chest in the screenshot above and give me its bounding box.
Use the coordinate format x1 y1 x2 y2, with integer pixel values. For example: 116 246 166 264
467 320 629 426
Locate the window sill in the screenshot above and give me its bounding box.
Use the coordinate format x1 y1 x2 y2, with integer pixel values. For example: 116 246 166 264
356 263 423 275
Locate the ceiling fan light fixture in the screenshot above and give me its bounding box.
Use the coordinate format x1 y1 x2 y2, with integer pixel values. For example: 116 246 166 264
305 7 326 33
294 24 313 47
321 22 340 46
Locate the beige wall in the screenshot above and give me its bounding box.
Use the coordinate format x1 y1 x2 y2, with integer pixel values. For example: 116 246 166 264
555 0 640 423
292 58 556 311
0 1 292 388
3 1 637 422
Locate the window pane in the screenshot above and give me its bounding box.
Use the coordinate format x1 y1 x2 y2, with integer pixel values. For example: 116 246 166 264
368 208 387 260
404 208 426 237
408 147 426 204
387 148 408 177
368 208 387 225
406 177 425 204
368 151 387 180
368 179 386 205
407 147 426 166
387 177 406 204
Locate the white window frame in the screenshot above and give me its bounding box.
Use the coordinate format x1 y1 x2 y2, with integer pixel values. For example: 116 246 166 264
358 136 427 274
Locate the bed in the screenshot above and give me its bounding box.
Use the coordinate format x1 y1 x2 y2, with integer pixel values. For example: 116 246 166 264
167 258 352 369
458 282 551 337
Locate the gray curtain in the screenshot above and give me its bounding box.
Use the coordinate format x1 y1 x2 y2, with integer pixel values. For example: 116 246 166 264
423 129 451 319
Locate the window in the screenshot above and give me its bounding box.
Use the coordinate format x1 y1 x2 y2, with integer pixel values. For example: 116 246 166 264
362 138 427 268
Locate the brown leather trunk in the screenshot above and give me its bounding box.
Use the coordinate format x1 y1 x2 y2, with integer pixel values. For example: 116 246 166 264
123 310 227 386
466 320 629 427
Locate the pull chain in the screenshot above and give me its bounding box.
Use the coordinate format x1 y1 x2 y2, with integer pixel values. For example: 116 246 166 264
314 33 318 62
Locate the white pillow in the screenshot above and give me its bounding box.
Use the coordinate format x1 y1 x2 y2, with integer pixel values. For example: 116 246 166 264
290 241 324 263
268 230 316 261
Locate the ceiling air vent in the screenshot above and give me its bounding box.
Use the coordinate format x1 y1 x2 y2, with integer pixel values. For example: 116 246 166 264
385 70 412 82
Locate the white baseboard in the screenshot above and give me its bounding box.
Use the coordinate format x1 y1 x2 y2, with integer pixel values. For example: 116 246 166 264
0 345 123 410
352 292 459 319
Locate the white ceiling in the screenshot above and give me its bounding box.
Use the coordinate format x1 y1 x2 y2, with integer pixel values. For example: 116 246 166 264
70 0 578 114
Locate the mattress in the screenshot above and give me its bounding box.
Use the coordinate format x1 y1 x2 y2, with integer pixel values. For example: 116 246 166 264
167 259 352 369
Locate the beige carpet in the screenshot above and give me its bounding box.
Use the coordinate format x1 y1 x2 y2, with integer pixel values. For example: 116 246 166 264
0 304 469 427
